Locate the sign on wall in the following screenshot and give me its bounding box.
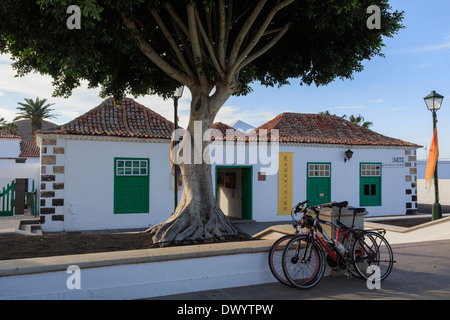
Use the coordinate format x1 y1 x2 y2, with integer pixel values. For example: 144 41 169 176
278 152 293 215
383 156 406 168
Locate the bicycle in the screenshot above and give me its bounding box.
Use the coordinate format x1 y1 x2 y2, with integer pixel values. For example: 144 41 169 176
282 201 395 289
268 200 347 287
268 200 320 287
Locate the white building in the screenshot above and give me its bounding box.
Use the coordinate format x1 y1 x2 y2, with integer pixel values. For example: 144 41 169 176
36 100 421 233
417 160 450 205
212 113 421 221
36 98 179 232
0 131 40 216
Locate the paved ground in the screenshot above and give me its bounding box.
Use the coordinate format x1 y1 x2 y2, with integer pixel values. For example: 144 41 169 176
151 239 450 300
151 208 450 301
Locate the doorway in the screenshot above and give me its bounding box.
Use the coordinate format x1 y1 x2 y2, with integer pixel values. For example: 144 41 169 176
215 166 252 220
306 163 331 206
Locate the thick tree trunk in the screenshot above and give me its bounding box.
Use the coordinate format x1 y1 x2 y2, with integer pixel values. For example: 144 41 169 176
147 88 238 245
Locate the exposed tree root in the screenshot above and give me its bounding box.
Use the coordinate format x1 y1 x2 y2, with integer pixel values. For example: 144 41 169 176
145 201 238 246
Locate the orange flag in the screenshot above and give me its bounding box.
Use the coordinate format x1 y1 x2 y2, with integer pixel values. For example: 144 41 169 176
425 128 439 189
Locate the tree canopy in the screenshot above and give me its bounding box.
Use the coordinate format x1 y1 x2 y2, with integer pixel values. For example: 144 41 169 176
0 0 404 243
0 0 403 102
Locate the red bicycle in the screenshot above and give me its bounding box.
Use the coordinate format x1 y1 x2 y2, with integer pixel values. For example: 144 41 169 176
281 201 395 289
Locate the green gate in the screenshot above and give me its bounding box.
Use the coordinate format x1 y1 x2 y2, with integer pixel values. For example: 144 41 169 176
0 181 14 216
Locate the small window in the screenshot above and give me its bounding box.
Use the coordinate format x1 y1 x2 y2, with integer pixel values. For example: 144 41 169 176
308 164 330 177
361 164 381 177
364 184 377 196
116 159 148 176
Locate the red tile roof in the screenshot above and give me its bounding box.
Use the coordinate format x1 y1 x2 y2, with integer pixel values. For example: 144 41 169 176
253 113 420 147
0 130 21 139
211 122 247 141
19 140 40 157
39 98 174 139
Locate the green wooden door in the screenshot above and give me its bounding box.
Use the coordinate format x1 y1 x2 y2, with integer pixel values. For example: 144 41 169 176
360 163 382 206
307 163 331 206
114 158 149 214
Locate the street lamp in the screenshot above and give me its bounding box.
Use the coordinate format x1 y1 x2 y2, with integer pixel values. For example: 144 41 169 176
344 149 354 162
424 90 444 220
173 85 184 211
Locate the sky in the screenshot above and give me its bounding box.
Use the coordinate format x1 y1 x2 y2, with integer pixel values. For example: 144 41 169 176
1 0 450 161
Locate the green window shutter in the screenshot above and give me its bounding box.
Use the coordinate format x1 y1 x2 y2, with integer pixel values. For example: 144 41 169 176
360 163 382 206
114 158 149 214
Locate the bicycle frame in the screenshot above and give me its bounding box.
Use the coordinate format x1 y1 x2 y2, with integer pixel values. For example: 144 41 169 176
299 208 367 271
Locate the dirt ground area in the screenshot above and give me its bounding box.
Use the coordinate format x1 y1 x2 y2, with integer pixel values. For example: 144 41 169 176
0 231 253 261
375 217 432 228
0 218 433 261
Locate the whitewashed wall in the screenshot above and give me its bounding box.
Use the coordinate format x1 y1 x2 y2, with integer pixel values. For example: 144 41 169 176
38 135 178 232
0 138 21 158
211 143 417 220
417 179 450 205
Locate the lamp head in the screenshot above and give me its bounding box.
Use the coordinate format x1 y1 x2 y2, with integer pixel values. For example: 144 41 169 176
424 91 444 111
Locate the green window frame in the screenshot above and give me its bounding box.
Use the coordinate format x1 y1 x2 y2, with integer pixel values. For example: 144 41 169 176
114 157 150 214
360 163 382 207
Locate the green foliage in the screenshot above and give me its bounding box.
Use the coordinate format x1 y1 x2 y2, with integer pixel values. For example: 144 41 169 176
0 0 403 102
14 97 57 133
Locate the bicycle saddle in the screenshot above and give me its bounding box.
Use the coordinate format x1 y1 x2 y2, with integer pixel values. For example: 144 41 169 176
348 207 366 214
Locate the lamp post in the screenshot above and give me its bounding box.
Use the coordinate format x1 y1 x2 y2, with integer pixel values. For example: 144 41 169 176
424 90 444 220
172 86 184 211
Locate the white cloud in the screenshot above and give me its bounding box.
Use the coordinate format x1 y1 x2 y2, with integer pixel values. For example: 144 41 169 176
412 61 434 69
0 54 186 125
328 105 365 110
0 107 18 121
391 41 450 55
390 107 407 111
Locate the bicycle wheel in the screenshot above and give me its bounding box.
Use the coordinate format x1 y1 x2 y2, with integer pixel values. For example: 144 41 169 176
282 234 325 289
352 231 394 281
268 234 296 287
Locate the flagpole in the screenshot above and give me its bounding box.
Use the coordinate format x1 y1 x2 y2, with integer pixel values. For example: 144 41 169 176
431 110 442 221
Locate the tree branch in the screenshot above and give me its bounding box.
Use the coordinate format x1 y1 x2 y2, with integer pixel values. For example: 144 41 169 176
228 0 294 81
228 0 267 68
166 2 189 37
195 9 225 79
218 0 227 70
150 6 195 79
120 11 190 86
237 22 290 73
187 1 209 87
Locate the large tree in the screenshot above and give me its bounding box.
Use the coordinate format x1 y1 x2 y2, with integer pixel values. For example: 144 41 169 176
0 0 403 244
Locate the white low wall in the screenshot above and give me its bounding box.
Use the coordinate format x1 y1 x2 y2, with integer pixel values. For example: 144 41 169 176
0 240 275 300
417 179 450 205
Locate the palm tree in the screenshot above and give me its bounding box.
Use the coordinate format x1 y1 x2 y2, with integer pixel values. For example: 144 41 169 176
321 111 373 128
14 97 57 134
0 117 18 135
2 122 18 135
347 114 373 128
